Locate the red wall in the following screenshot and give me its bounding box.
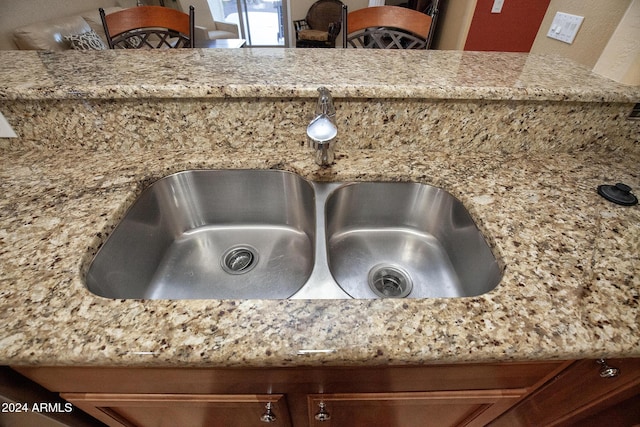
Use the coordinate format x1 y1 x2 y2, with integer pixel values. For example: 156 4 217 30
464 0 551 52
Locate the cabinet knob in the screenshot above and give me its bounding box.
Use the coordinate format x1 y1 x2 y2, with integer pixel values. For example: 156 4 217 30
260 402 277 423
314 402 331 422
596 359 620 378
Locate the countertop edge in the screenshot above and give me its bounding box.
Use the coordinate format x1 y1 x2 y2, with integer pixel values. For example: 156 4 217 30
1 85 638 103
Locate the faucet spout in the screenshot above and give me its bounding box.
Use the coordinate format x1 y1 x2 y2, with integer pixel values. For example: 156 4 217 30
307 87 337 166
315 87 336 118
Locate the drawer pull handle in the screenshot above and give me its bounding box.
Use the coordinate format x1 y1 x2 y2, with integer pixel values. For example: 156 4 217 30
260 402 277 423
597 359 620 378
314 402 331 422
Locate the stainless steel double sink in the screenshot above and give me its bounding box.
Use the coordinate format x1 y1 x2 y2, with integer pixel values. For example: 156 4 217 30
86 170 502 299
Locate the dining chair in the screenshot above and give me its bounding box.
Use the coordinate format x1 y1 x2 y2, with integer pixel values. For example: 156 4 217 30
405 0 440 48
294 0 345 48
99 5 195 49
343 5 432 49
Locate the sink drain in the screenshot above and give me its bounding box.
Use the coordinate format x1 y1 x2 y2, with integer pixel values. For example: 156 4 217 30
368 264 413 298
221 246 259 275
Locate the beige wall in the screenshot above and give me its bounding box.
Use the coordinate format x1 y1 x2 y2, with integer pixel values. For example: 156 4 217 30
530 0 631 68
432 0 477 50
592 0 640 85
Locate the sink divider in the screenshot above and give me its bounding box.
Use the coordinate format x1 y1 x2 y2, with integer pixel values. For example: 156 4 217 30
290 182 351 299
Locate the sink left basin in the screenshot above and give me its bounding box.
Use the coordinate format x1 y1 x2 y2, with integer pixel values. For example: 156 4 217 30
86 170 316 299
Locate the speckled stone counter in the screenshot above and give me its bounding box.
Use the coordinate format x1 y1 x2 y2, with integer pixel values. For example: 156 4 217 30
1 50 638 155
0 49 638 367
0 49 638 102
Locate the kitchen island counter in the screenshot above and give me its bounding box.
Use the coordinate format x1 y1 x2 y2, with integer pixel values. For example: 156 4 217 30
0 49 638 367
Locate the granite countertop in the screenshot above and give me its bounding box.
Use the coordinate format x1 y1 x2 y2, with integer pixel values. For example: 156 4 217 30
0 48 638 102
0 147 638 367
0 49 638 368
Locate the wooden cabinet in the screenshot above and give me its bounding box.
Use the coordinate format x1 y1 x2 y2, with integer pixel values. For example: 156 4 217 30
489 358 640 427
12 361 568 427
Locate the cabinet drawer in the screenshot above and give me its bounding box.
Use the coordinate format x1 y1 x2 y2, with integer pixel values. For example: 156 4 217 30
62 393 291 427
308 390 525 427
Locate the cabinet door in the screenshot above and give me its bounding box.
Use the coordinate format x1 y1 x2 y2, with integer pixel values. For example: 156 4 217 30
61 393 291 427
489 358 640 427
308 390 526 427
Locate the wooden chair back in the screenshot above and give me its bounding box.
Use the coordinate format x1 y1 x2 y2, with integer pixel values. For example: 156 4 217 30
306 0 344 32
100 5 195 49
345 6 432 49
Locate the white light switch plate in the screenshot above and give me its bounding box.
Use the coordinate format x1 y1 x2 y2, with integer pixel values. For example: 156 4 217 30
491 0 504 13
0 111 18 138
547 11 584 44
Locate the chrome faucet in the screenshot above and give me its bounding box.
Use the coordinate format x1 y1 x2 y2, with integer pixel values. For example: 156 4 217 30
307 87 337 166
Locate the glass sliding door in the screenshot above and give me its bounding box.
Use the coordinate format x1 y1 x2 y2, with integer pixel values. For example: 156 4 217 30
211 0 288 46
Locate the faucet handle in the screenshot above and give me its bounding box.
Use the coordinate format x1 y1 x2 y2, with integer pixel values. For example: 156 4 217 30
307 115 337 144
316 87 336 118
308 87 337 166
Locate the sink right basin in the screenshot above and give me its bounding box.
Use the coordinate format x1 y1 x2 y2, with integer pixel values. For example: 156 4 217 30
324 182 502 299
